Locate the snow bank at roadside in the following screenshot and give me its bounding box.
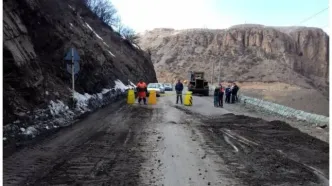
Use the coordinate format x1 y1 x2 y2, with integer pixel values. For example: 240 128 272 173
3 79 135 142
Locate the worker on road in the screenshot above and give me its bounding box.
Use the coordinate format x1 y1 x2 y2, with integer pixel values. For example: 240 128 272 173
136 79 147 105
175 80 184 104
218 83 225 108
231 83 239 103
214 86 220 107
225 85 231 104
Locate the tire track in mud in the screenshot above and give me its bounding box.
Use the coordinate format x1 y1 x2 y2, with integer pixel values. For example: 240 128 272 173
174 107 329 185
4 103 160 186
4 102 127 185
32 106 154 185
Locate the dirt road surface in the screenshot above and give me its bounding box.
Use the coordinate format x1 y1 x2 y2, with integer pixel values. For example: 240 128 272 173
3 92 329 186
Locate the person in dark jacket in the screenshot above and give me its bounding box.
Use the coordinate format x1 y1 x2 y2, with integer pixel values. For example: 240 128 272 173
213 86 220 107
175 80 184 104
218 83 224 107
231 83 239 103
225 85 231 103
233 83 239 102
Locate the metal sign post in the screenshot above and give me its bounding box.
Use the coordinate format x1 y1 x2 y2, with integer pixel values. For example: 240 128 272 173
64 47 80 105
71 48 75 98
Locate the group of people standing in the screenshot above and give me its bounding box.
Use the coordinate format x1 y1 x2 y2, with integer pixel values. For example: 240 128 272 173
135 78 240 108
214 83 239 108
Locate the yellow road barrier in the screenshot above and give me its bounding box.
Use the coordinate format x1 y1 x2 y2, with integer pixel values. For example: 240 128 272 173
148 90 157 105
183 91 193 106
127 89 135 104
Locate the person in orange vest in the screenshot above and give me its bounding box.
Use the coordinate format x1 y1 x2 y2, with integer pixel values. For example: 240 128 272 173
136 79 147 105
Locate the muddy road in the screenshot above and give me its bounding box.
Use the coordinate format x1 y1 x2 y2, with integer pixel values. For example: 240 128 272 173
3 94 329 186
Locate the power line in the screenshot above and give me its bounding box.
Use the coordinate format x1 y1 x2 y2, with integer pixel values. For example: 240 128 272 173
299 7 329 24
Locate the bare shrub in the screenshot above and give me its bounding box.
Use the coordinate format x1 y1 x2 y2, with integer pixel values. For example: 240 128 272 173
84 0 119 27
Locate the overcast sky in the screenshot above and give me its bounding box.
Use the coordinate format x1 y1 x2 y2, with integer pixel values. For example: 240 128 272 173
111 0 329 34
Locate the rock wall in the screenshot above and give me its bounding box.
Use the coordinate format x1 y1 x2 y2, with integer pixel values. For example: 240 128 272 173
138 25 329 95
3 0 157 124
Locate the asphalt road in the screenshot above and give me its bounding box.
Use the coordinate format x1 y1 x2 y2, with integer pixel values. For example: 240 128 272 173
3 91 329 186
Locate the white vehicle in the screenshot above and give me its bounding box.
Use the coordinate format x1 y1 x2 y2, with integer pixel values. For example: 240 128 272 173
158 83 165 93
163 83 173 91
147 83 161 97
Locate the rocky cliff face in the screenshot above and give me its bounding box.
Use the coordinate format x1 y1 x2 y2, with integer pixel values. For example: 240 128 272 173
138 25 329 95
3 0 157 125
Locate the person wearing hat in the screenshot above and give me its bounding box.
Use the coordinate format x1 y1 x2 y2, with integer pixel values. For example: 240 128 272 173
136 79 147 104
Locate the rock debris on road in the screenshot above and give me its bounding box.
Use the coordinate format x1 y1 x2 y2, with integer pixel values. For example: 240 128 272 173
3 93 329 186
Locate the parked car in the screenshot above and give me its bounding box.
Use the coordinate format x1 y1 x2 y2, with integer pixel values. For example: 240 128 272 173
147 83 161 97
157 83 165 93
163 83 173 91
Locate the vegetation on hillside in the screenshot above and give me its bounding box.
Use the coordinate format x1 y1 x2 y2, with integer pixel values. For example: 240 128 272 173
84 0 139 44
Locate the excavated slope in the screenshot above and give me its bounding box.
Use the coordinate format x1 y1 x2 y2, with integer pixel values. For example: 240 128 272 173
3 0 157 124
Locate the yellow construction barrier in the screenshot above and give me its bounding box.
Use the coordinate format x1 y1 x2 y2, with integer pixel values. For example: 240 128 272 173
183 91 193 106
127 89 135 104
148 90 157 105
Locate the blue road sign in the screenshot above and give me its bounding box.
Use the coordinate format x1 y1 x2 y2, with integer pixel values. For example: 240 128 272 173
66 60 80 74
64 48 80 61
64 48 80 75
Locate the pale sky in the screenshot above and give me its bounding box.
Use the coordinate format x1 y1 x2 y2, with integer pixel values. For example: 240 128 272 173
111 0 329 34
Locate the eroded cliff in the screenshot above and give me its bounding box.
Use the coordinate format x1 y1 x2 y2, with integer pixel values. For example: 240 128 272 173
4 0 157 125
139 25 329 95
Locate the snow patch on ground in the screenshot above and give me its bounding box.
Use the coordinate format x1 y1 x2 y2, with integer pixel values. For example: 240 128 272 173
23 126 38 137
68 5 75 11
108 50 115 57
3 80 134 142
85 22 103 40
49 100 69 116
103 42 110 48
132 44 140 49
129 81 136 87
114 80 130 92
74 92 92 112
97 93 103 100
102 88 113 94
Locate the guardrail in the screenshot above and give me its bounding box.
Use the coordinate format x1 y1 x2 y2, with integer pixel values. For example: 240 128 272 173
238 95 329 127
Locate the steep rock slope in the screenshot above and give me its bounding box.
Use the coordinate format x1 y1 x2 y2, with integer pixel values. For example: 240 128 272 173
4 0 157 125
138 25 329 95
